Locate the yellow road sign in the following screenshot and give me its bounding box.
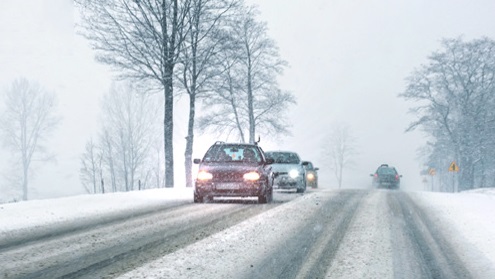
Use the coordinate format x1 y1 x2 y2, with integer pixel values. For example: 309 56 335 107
448 161 459 172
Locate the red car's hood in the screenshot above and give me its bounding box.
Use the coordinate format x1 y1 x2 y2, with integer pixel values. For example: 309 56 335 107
199 163 261 173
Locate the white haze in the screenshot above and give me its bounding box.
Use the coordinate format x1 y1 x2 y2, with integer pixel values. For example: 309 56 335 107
1 0 495 200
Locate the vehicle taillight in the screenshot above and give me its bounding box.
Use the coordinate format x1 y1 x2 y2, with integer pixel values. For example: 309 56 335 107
374 173 378 178
395 174 399 180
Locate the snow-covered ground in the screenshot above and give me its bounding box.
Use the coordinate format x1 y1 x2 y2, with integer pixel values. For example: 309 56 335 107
1 187 494 277
410 188 495 270
0 188 193 247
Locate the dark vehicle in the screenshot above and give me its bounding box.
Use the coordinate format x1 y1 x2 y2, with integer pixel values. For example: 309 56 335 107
370 164 402 189
193 142 275 203
265 151 308 193
302 161 319 188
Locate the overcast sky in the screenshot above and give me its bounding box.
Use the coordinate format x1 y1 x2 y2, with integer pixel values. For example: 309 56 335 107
1 0 495 199
247 0 495 189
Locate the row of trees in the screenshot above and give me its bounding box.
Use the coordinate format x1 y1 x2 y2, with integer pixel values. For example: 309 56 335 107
0 78 162 199
76 0 295 189
402 37 495 191
80 82 162 193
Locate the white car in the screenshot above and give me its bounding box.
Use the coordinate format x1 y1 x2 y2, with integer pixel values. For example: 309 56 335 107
265 151 308 193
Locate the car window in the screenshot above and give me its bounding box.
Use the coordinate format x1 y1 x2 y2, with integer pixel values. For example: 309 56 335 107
303 162 313 170
266 152 300 164
377 167 397 175
203 145 261 163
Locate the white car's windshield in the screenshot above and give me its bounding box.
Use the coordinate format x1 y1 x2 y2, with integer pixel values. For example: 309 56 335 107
266 152 300 164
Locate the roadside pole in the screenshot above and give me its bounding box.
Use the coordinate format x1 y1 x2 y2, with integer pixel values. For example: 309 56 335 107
428 168 436 191
451 172 457 193
448 161 459 192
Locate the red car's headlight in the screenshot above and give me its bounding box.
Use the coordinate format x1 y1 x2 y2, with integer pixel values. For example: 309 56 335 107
243 172 260 181
197 171 213 181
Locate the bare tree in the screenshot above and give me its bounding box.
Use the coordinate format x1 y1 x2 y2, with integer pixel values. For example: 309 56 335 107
100 82 161 192
101 130 117 192
236 7 289 143
0 78 59 200
197 6 294 142
178 0 238 187
197 31 248 142
253 89 295 137
401 37 495 191
80 137 103 194
151 140 165 188
324 123 357 189
77 0 191 187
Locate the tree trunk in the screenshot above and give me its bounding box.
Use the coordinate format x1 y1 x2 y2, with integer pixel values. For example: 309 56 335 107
22 165 28 201
156 149 161 188
184 34 198 188
130 167 135 191
185 93 195 188
99 156 104 193
105 132 117 192
229 76 245 143
247 63 255 143
162 0 178 188
164 71 175 188
121 133 129 192
93 172 97 194
109 157 116 192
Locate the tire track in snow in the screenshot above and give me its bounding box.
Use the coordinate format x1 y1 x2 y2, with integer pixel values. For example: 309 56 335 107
1 202 276 279
243 189 366 279
388 192 473 279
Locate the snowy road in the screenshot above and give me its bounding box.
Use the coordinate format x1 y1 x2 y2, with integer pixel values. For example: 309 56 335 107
1 189 495 278
0 199 282 278
121 189 495 279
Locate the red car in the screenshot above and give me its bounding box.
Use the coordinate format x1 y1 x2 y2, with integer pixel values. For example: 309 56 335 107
193 142 275 203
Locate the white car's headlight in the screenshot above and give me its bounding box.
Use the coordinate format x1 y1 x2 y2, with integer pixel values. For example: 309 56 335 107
289 169 299 178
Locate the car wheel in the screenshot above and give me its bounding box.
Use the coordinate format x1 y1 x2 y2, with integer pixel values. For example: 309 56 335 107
258 184 273 204
266 188 273 203
296 180 306 193
258 193 267 204
193 192 204 203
